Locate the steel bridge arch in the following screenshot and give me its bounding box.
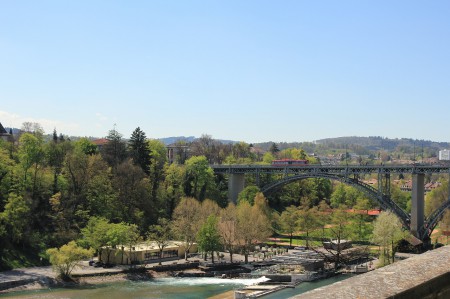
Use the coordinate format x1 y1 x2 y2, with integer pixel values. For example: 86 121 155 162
419 199 450 240
260 173 411 230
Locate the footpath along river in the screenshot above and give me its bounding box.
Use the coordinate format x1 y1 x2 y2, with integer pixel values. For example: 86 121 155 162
0 274 352 299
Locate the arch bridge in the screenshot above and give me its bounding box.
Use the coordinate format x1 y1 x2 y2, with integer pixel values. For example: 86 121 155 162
212 164 450 242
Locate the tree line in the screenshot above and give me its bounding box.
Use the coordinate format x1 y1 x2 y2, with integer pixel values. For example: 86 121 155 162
1 123 449 272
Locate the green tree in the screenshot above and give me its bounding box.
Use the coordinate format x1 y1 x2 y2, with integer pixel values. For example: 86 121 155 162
372 211 408 266
0 148 14 203
18 133 44 194
237 185 260 205
101 126 127 170
390 184 411 213
351 198 373 241
184 156 214 201
163 163 185 218
76 138 98 156
80 217 111 259
129 127 150 174
46 134 67 193
425 178 448 217
47 241 94 280
269 143 280 155
113 159 150 227
262 152 275 164
0 193 31 244
86 170 118 220
147 218 172 265
197 215 222 263
279 206 298 247
105 222 138 265
330 183 346 208
297 206 322 248
147 139 167 203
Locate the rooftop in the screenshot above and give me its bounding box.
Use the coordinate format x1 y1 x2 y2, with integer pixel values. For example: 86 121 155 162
0 122 9 136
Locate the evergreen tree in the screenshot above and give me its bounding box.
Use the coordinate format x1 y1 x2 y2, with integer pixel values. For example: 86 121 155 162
52 129 58 143
128 127 150 174
269 143 280 155
101 126 127 170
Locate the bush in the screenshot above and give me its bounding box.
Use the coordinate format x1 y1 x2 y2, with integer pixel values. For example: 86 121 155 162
46 241 93 280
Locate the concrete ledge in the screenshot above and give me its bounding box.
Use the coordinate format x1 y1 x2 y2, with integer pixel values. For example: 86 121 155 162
292 246 450 299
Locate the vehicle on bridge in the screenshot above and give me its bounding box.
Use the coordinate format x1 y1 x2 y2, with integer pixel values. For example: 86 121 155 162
271 159 309 166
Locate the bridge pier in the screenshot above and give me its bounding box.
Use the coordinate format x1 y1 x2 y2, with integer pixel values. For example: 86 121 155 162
411 173 425 238
228 173 245 204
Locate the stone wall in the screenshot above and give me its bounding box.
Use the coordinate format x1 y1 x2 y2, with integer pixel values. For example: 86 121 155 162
292 245 450 299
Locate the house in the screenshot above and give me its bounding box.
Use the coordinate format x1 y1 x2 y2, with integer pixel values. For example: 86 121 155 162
99 241 198 265
424 181 441 193
400 180 413 192
166 143 190 164
91 138 109 150
0 122 11 141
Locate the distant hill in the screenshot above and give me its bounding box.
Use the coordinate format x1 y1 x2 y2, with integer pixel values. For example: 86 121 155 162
253 136 450 158
4 127 449 154
158 136 236 145
316 136 450 151
158 136 196 145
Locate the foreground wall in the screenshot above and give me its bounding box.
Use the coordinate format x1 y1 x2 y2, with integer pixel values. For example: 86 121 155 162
293 245 450 299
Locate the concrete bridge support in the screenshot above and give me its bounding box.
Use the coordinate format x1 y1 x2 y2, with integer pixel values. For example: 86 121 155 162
411 173 425 238
228 173 245 204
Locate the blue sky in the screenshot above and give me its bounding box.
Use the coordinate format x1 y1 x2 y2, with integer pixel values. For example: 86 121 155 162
1 1 449 142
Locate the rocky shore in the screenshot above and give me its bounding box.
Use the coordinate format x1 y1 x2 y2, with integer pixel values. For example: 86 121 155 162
0 269 168 295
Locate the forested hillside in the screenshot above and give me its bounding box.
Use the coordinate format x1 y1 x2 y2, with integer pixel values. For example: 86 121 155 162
1 124 449 270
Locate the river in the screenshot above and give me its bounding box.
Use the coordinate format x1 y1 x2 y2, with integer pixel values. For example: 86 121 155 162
0 275 352 299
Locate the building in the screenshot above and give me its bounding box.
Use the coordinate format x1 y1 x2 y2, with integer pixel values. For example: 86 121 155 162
91 138 109 150
399 180 441 193
0 122 11 141
439 149 450 161
166 143 190 164
99 241 198 265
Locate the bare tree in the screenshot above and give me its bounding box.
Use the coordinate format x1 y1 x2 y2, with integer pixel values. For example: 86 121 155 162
172 197 202 260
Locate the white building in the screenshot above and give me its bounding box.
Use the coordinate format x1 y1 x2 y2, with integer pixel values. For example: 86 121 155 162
439 149 450 161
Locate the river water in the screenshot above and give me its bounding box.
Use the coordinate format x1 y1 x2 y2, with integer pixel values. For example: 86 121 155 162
0 275 352 299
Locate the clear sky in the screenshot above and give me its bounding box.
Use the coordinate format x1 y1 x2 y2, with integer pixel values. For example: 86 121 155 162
1 1 449 143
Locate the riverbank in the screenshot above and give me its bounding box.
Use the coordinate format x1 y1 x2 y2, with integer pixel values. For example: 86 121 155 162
0 266 173 295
